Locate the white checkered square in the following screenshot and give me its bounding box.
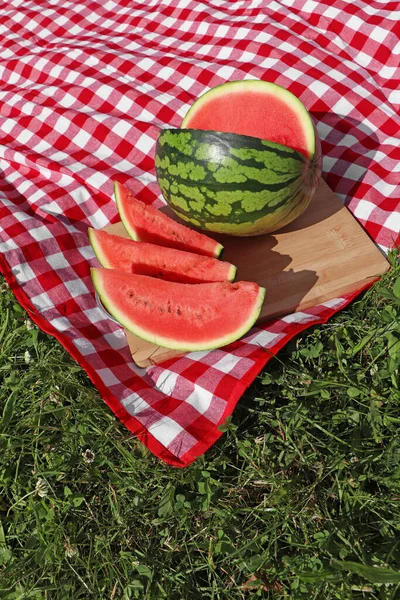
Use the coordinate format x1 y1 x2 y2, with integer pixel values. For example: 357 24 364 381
247 330 282 347
1 119 18 135
73 337 97 355
64 279 90 297
283 67 304 81
85 172 110 190
282 312 317 325
383 212 400 233
155 371 179 396
302 0 319 12
96 368 120 386
322 298 346 309
148 416 183 447
0 238 18 252
49 316 73 333
216 47 233 60
110 120 133 139
185 385 214 415
135 133 154 154
72 129 91 149
53 116 72 135
88 207 111 228
213 354 242 375
83 307 110 324
28 226 53 242
45 253 71 270
356 52 373 68
346 15 365 31
354 200 377 222
114 96 136 114
121 391 150 416
12 262 37 284
369 26 390 44
308 81 331 96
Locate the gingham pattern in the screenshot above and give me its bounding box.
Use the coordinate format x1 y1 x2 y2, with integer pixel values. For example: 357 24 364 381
0 0 399 467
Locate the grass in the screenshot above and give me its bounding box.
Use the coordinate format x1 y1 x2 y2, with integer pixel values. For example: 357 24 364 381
0 249 399 599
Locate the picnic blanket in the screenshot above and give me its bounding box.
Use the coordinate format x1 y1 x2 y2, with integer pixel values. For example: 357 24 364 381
0 0 399 467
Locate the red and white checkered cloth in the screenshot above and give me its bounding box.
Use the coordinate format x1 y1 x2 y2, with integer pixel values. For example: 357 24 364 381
0 0 399 467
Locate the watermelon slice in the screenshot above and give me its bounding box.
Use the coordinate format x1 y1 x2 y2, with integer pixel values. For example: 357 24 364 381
88 228 236 284
91 268 265 351
181 79 316 159
114 181 223 258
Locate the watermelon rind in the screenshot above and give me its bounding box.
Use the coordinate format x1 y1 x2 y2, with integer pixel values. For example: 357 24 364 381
114 181 140 242
91 268 266 352
88 227 110 266
155 128 321 236
181 79 316 160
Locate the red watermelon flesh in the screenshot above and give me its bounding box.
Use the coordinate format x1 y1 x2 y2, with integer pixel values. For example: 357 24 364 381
91 268 265 351
181 80 315 159
88 228 236 284
114 181 223 258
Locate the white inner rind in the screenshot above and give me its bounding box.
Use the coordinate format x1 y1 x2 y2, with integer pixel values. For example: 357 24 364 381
88 228 109 268
228 264 237 282
114 182 139 241
181 80 316 159
92 268 265 352
213 242 224 258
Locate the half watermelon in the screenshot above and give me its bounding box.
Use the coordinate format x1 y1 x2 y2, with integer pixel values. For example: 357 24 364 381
88 228 236 284
91 268 265 352
155 79 321 236
114 181 223 258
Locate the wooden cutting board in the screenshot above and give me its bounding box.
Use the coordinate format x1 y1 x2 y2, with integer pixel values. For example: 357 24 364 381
101 179 389 367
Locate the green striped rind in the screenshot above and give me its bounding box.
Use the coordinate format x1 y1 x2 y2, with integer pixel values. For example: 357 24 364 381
155 128 321 236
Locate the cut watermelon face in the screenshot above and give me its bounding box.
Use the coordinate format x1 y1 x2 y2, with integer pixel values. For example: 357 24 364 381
91 268 265 352
181 80 316 160
88 228 236 284
114 181 223 258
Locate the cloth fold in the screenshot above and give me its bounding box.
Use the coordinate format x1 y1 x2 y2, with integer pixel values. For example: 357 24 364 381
0 0 399 467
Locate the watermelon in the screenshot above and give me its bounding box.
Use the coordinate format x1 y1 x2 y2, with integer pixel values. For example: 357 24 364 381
91 268 265 351
155 80 321 236
88 228 236 284
114 180 223 257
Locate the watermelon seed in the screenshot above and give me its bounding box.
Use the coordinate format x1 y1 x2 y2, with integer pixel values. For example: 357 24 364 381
176 308 181 315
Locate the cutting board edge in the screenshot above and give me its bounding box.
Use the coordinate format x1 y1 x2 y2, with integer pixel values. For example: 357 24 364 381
126 270 387 368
